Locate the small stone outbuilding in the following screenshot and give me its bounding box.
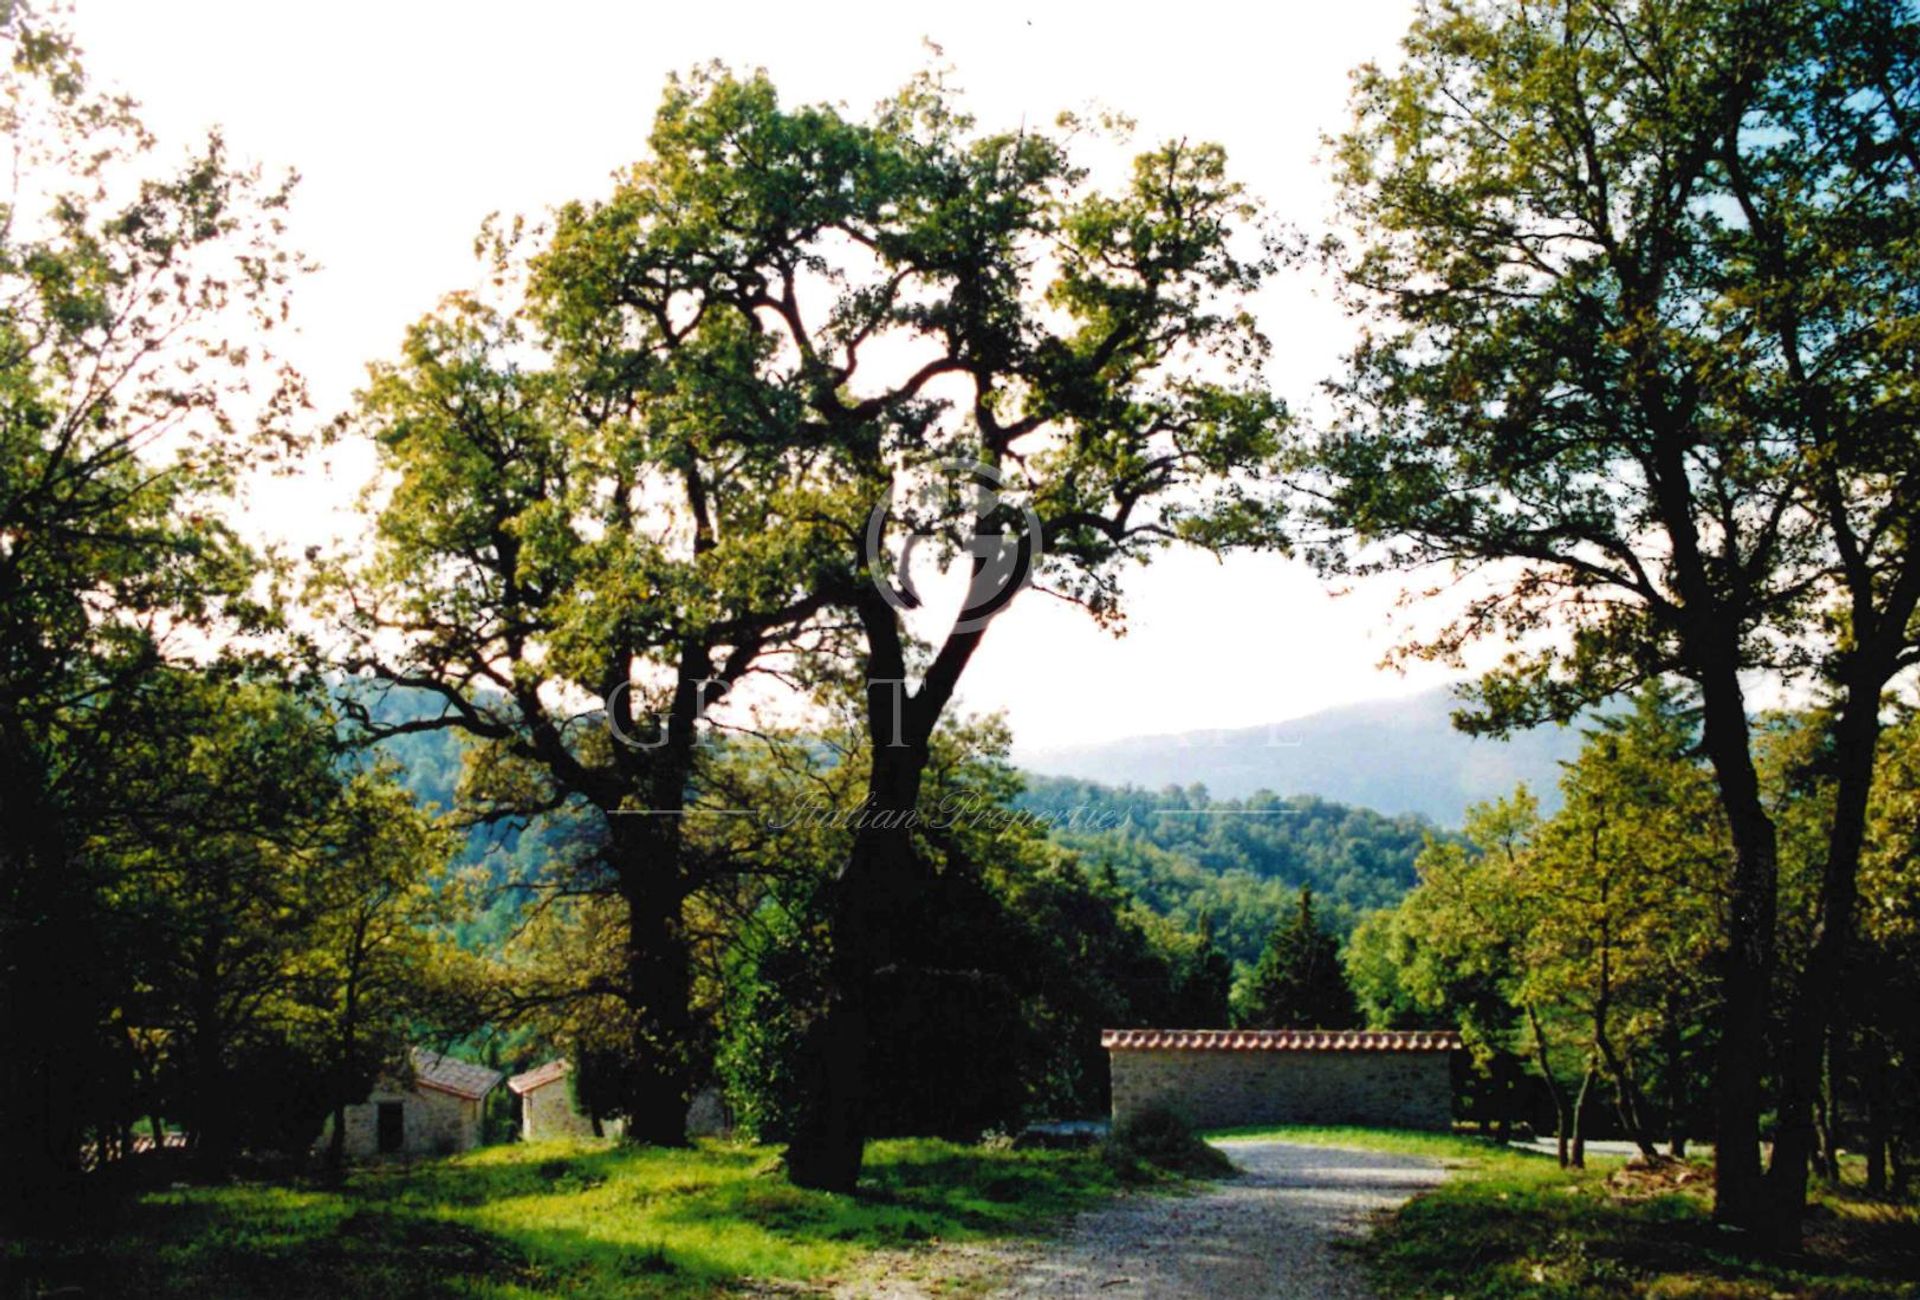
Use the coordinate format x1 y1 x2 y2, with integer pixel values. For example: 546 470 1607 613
507 1059 728 1141
330 1048 503 1158
508 1059 614 1141
1105 1028 1461 1131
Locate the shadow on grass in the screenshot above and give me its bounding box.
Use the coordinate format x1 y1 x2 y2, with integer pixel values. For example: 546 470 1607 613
3 1137 1128 1299
1364 1151 1920 1299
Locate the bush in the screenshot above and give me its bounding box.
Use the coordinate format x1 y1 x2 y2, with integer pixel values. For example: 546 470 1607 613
1100 1106 1236 1182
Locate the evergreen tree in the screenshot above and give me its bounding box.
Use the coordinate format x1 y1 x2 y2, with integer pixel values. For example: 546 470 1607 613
1237 887 1358 1030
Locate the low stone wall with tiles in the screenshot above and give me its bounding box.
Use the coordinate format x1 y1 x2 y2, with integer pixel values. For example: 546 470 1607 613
1109 1047 1453 1131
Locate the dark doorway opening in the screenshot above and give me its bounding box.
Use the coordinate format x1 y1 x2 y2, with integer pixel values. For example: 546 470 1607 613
377 1102 404 1154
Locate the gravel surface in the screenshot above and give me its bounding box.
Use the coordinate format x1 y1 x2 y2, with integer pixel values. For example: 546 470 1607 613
984 1140 1444 1300
831 1140 1446 1299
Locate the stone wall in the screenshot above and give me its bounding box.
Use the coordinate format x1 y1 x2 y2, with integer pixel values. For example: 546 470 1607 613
335 1085 480 1158
1109 1048 1452 1131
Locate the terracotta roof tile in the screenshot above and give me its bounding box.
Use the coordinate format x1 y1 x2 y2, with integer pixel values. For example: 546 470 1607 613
507 1058 571 1096
1100 1028 1462 1053
410 1047 505 1100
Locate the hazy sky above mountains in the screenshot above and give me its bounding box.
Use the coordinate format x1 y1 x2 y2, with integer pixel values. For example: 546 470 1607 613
67 0 1505 749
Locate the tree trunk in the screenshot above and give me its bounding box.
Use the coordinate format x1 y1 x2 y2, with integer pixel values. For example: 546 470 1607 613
1594 1026 1659 1160
605 658 710 1148
327 951 361 1174
1528 1004 1571 1168
1692 649 1779 1230
1765 672 1883 1233
786 735 930 1192
1570 1065 1596 1170
1864 1041 1890 1196
1587 845 1659 1162
1663 994 1689 1159
613 834 693 1147
785 574 995 1193
0 722 89 1226
1812 1027 1840 1186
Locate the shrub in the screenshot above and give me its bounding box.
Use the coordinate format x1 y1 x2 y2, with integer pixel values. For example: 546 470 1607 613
1100 1106 1236 1182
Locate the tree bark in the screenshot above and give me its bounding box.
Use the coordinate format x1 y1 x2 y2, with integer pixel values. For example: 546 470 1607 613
604 654 715 1147
786 732 931 1191
1812 1027 1840 1186
0 720 89 1226
1570 1065 1596 1169
1765 669 1884 1230
785 572 995 1192
1663 997 1689 1159
327 941 362 1174
1864 1040 1890 1196
611 819 694 1147
1691 646 1779 1229
1528 1003 1571 1168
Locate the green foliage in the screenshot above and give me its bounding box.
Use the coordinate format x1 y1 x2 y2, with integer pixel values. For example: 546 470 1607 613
0 5 310 1216
1235 886 1359 1030
1345 684 1741 1152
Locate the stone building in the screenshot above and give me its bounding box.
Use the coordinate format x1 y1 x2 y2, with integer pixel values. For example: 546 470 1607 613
330 1048 503 1158
508 1058 728 1141
508 1059 608 1141
1104 1028 1461 1130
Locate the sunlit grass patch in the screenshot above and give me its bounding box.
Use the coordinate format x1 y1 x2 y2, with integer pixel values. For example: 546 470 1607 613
4 1135 1134 1299
1200 1123 1562 1168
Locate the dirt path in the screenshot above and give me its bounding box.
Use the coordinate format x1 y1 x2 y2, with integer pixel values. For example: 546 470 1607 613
840 1140 1446 1299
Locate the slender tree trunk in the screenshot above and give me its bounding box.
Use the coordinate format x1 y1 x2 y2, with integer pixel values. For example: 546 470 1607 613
1812 1027 1840 1186
1663 993 1688 1159
1595 1032 1660 1161
327 949 361 1173
1864 1040 1890 1196
1570 1065 1596 1169
1588 837 1660 1162
1766 672 1883 1232
1528 1004 1571 1168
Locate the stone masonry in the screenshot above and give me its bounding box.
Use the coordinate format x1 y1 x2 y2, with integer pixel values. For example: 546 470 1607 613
1105 1029 1460 1131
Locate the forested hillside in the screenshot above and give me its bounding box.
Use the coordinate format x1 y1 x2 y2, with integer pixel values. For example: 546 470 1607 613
1013 778 1438 966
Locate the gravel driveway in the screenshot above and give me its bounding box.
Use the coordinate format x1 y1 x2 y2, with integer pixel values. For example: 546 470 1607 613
984 1139 1445 1299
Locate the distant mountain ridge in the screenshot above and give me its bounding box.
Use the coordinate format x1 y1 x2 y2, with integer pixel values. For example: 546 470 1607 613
1011 687 1586 827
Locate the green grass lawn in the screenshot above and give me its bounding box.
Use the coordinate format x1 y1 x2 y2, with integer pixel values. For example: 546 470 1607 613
1205 1125 1920 1298
2 1137 1143 1299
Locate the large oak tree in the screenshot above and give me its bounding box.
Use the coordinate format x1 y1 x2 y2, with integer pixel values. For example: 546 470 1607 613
534 66 1290 1188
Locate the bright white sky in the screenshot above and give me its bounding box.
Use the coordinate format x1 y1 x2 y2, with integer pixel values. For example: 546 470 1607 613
67 0 1493 751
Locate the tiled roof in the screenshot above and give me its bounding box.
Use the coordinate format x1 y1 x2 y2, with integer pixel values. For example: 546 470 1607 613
507 1058 571 1096
410 1047 505 1100
1101 1029 1462 1053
